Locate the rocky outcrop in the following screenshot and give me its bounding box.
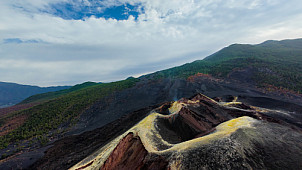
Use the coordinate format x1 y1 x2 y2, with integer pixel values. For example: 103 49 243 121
17 93 302 170
101 132 168 170
70 93 302 170
163 94 232 141
28 105 162 170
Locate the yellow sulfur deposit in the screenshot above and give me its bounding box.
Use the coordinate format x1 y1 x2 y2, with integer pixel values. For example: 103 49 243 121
168 101 184 114
163 116 256 152
70 106 257 170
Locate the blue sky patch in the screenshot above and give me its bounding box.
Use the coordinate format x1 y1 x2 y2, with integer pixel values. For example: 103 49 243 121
3 38 40 44
3 38 23 44
47 0 144 20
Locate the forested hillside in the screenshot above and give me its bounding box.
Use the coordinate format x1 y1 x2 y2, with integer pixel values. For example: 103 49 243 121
0 82 70 107
147 39 302 93
0 78 138 150
1 38 301 163
20 82 98 104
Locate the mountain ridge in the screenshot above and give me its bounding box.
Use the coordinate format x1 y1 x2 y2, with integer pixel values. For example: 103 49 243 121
0 38 302 169
0 82 70 108
143 38 302 93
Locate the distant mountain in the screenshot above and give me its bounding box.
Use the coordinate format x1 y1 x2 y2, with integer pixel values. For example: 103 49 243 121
1 38 302 169
146 38 302 92
0 82 70 108
20 81 98 104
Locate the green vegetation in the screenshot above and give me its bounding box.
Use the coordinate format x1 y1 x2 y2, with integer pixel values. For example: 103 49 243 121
1 38 301 151
147 39 302 92
0 79 138 149
20 82 98 104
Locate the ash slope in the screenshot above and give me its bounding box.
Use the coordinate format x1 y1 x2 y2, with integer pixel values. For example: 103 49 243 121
71 94 302 170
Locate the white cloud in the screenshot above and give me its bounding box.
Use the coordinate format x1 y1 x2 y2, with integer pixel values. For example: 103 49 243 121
0 0 302 86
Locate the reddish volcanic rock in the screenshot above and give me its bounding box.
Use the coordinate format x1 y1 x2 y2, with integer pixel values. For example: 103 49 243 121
0 114 28 136
165 106 230 141
164 94 232 141
154 102 173 115
0 103 39 118
101 132 168 170
189 93 217 103
27 94 302 170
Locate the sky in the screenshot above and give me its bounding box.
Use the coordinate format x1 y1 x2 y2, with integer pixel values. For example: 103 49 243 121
0 0 302 87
